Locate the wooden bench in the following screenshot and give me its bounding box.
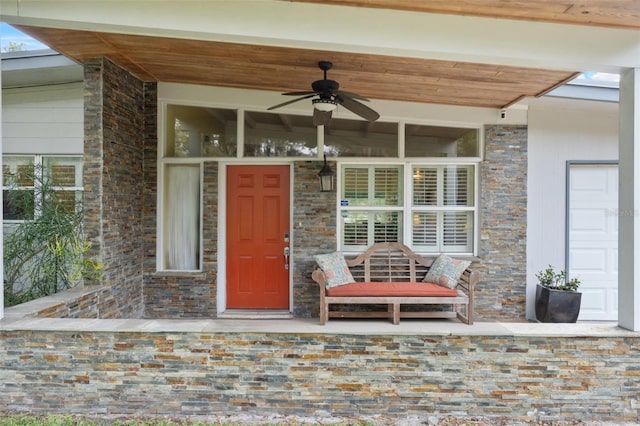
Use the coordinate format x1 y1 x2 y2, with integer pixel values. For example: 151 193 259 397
311 242 479 325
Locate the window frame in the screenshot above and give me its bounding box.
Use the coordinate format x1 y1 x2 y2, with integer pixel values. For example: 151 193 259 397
337 160 479 256
157 162 204 273
2 155 84 223
339 164 405 251
409 163 477 254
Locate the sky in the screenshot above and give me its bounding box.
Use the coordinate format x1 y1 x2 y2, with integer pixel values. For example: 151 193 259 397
0 22 620 87
0 22 48 51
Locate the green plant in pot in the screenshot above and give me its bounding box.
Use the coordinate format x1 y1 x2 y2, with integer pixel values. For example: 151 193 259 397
535 265 582 323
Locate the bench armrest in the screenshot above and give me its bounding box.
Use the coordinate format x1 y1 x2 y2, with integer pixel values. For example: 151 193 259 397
311 267 327 297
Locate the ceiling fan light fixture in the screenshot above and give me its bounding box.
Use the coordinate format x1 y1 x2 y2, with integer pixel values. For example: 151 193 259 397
312 98 337 112
268 61 378 124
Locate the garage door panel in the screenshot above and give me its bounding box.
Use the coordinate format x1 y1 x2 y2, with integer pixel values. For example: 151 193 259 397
569 248 606 273
570 168 608 191
568 164 618 321
579 288 608 314
570 209 607 233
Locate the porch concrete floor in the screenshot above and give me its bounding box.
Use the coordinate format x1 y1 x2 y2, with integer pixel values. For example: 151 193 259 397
0 316 636 337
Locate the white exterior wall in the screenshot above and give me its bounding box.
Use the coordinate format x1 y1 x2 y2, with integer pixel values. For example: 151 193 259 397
2 82 83 155
526 97 619 320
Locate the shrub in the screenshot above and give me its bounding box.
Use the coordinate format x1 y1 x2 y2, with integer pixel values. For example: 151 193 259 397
535 265 580 292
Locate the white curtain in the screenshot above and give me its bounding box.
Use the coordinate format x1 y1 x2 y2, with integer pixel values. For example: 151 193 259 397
166 165 200 270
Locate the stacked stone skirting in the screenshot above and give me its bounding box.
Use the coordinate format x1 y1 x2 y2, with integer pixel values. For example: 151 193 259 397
0 329 638 422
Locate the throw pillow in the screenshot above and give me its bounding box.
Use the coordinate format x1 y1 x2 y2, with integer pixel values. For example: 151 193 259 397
423 254 471 289
314 251 356 289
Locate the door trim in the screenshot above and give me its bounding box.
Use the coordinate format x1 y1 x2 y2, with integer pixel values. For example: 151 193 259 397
216 162 294 315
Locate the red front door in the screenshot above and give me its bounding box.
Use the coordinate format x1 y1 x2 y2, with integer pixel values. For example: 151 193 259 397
226 165 290 309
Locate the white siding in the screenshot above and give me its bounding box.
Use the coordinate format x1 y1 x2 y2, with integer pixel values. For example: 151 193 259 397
2 82 83 155
527 97 618 320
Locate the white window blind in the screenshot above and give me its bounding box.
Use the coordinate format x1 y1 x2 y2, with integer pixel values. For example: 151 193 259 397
444 166 473 206
411 165 475 253
373 211 401 243
443 211 473 249
412 212 437 248
343 167 369 206
374 168 400 206
342 211 369 246
340 165 403 250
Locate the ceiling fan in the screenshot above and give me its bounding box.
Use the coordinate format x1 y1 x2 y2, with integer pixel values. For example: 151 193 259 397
267 61 380 126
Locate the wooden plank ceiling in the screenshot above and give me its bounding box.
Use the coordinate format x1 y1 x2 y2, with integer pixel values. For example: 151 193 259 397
294 0 640 29
19 0 637 110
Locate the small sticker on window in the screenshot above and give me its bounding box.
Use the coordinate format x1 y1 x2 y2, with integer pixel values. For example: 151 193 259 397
340 200 349 206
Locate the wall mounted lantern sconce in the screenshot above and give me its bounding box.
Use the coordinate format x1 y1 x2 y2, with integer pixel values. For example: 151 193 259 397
318 155 336 192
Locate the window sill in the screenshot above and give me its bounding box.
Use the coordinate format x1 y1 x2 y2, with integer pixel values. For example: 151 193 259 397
152 270 206 278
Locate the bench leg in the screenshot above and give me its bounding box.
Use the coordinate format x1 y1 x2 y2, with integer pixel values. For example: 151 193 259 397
392 303 400 325
320 302 328 325
455 304 473 325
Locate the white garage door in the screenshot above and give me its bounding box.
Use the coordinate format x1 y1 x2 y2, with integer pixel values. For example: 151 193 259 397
568 163 618 321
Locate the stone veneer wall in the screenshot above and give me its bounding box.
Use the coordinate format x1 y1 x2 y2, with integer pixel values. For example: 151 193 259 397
141 81 219 317
475 125 528 321
142 160 332 318
138 123 528 321
292 161 337 318
141 82 158 279
143 162 218 318
83 58 146 318
0 329 638 422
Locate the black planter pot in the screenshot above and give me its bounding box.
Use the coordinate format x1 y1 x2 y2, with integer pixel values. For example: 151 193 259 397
535 284 582 323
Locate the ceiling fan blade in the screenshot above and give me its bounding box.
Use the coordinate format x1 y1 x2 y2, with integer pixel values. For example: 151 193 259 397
336 95 380 121
335 90 370 102
267 94 315 111
282 91 317 96
313 108 332 126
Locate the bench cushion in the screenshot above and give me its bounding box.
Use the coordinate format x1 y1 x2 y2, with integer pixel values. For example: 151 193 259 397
326 282 459 297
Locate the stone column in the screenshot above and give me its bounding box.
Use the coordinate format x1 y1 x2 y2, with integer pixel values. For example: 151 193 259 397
83 57 146 318
618 68 640 331
0 64 3 320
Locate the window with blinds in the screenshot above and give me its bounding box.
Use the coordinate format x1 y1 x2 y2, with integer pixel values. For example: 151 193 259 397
412 165 474 253
343 168 369 206
339 163 475 254
340 166 403 250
